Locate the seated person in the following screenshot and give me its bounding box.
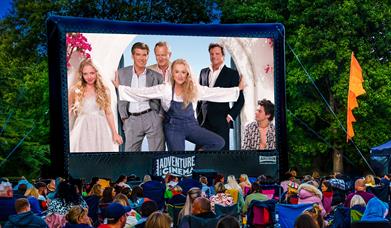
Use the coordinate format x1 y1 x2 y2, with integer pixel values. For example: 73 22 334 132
345 178 375 207
242 182 268 214
179 197 219 228
64 205 94 228
242 99 275 150
140 179 165 210
167 185 186 205
192 197 217 219
209 182 233 212
4 198 47 227
135 201 158 228
98 202 129 228
199 176 213 198
0 180 16 222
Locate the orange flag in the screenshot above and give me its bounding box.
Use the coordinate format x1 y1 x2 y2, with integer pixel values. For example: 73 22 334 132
347 52 366 142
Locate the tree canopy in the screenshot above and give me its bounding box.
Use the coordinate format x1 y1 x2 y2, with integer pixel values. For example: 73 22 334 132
218 0 391 173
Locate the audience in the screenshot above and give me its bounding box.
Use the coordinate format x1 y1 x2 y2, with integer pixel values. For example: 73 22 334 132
144 211 171 228
320 180 333 214
199 176 212 197
115 175 130 189
238 174 252 195
242 182 268 213
64 205 93 228
350 195 367 222
4 198 48 228
135 201 158 228
294 213 319 228
191 197 216 219
177 187 202 222
209 182 234 212
129 186 150 210
98 202 129 228
344 178 375 207
47 181 88 215
2 172 391 228
297 182 326 217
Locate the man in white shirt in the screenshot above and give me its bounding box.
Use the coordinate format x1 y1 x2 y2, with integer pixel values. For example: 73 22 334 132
148 41 172 84
117 42 165 152
197 43 245 150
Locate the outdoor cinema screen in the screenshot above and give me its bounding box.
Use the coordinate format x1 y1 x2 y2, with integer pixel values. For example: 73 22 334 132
67 33 276 153
48 16 286 158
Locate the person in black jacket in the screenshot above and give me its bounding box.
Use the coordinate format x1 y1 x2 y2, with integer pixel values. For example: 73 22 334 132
4 198 48 228
197 43 245 151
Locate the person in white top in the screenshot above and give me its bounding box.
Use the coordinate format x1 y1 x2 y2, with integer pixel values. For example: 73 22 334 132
114 59 245 151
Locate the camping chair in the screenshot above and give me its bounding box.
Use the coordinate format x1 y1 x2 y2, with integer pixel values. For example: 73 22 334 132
178 214 220 228
246 200 276 228
261 189 275 200
351 221 391 228
215 204 240 218
276 203 313 228
167 203 184 228
260 184 283 201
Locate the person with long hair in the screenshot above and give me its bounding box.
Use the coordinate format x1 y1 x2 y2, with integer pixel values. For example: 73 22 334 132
239 174 252 195
47 181 88 215
177 187 202 223
145 211 172 228
69 58 123 152
115 58 244 151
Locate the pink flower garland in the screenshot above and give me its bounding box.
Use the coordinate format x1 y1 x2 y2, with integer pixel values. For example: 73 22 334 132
66 33 92 67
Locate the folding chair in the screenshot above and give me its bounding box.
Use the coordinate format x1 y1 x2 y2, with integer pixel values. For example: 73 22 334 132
167 203 184 228
215 204 239 217
276 203 313 228
247 200 276 228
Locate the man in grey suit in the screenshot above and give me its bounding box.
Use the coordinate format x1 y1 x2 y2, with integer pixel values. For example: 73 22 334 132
117 42 165 151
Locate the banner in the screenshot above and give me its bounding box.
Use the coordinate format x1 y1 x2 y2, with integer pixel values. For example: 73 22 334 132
154 155 196 177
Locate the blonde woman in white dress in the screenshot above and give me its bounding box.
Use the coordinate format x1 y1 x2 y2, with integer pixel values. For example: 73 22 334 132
69 59 123 152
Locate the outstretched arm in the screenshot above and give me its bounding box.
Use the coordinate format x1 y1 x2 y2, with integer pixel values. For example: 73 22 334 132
113 71 166 102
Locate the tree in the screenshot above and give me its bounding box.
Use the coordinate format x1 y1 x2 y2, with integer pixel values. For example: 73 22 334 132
0 0 217 178
218 0 391 174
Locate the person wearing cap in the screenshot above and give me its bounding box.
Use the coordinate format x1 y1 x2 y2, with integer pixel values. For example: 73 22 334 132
98 202 130 228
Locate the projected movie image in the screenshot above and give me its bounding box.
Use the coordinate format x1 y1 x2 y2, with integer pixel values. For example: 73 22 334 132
67 33 275 152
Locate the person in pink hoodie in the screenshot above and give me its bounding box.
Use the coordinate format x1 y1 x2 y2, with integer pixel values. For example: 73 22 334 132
298 182 326 217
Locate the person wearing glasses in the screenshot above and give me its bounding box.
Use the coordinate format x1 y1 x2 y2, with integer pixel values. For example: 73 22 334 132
241 99 275 150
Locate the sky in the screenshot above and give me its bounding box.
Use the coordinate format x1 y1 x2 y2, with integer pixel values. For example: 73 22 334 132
0 0 11 18
123 34 231 80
